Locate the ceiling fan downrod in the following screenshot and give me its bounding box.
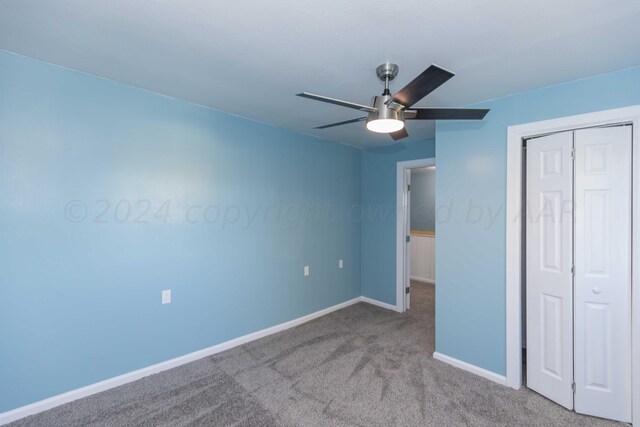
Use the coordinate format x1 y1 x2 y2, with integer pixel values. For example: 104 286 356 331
376 63 399 96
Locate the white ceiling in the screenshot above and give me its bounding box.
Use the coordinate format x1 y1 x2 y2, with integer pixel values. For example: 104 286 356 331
1 0 639 148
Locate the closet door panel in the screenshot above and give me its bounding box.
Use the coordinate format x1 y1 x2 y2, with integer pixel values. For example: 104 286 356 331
574 126 632 423
526 131 574 409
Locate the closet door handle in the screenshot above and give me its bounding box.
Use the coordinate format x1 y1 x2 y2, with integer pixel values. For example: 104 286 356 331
592 287 602 294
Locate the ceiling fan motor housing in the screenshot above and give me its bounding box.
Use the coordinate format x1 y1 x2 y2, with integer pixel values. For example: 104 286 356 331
367 94 404 124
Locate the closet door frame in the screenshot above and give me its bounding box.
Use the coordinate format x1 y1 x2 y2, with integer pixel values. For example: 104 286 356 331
505 105 640 426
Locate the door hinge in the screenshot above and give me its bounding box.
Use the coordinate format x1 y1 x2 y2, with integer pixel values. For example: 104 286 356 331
407 184 411 191
572 382 576 393
406 235 411 243
406 287 410 294
571 149 575 159
571 265 575 276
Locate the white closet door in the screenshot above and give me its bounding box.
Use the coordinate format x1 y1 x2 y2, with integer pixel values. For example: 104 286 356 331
574 126 632 422
526 131 574 409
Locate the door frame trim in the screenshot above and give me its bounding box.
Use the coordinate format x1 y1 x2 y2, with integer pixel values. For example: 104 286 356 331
505 105 640 424
396 157 436 312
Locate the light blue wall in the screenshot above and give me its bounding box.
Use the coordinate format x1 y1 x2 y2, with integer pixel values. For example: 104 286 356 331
410 169 435 231
0 51 361 412
436 65 640 375
360 140 436 305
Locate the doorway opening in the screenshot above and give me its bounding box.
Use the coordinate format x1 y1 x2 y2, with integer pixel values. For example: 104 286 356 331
396 157 436 313
505 105 640 425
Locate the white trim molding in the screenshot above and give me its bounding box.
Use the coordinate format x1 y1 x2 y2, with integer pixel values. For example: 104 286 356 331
360 296 402 312
396 157 436 313
1 296 387 426
433 352 507 386
505 105 640 425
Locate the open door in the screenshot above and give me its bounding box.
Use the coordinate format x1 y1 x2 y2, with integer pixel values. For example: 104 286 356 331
404 169 411 310
525 131 575 410
397 158 435 314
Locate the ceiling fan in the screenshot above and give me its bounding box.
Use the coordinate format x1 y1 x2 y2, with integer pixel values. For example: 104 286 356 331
296 63 489 140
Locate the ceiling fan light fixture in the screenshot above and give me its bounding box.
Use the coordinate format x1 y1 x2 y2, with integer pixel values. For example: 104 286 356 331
365 94 405 134
366 118 405 133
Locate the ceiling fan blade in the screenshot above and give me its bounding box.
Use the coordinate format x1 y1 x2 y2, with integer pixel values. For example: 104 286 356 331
387 65 455 109
390 127 409 141
314 117 367 129
405 108 490 120
297 92 377 113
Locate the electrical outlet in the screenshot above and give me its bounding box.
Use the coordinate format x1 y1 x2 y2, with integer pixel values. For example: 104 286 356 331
162 289 171 304
338 259 343 269
304 266 310 277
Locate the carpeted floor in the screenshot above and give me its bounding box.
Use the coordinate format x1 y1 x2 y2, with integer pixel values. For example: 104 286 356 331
11 281 623 426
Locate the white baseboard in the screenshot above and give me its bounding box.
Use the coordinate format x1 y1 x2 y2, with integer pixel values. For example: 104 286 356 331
410 276 435 284
433 352 507 386
359 296 402 312
0 297 363 426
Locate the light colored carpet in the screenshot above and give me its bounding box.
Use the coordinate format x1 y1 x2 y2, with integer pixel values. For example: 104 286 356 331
10 281 623 426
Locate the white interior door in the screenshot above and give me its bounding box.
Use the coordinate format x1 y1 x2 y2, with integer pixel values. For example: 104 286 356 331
405 169 411 310
526 131 574 409
573 126 632 423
